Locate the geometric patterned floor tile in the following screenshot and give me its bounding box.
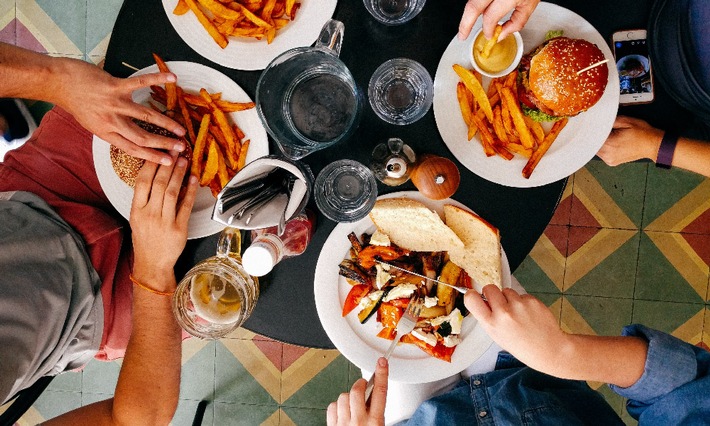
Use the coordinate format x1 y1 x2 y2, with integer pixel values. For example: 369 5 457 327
561 295 634 337
17 0 84 55
637 231 708 303
282 355 350 410
703 309 710 351
215 340 280 406
563 228 638 297
86 0 122 58
281 406 327 426
213 401 279 426
172 399 215 426
517 224 567 293
0 2 14 44
549 174 574 226
81 358 121 395
31 390 82 423
631 300 705 343
46 369 82 392
643 166 710 231
180 340 216 402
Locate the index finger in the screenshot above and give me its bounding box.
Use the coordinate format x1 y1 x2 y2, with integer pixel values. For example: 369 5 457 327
458 0 489 40
122 71 177 92
464 289 492 322
368 357 389 419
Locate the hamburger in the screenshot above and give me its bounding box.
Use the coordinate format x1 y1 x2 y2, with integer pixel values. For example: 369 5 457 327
518 36 609 121
110 119 191 187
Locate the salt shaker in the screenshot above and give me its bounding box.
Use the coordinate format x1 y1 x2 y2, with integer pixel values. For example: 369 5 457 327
370 137 416 186
242 211 316 277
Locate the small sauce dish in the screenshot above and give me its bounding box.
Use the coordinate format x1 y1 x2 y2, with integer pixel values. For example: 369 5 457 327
469 27 524 78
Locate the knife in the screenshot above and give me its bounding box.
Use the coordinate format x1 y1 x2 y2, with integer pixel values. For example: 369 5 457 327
374 260 471 294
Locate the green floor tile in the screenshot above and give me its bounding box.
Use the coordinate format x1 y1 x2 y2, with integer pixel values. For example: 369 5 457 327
281 406 327 425
33 390 82 421
81 359 121 395
180 341 216 402
596 385 625 417
82 392 112 406
620 406 639 426
631 300 704 335
515 254 564 295
86 0 123 54
564 231 639 299
213 402 278 425
347 361 362 389
282 355 350 410
636 232 706 303
643 166 707 228
528 291 562 309
46 370 82 392
581 160 648 228
214 341 277 406
33 0 87 54
563 295 633 337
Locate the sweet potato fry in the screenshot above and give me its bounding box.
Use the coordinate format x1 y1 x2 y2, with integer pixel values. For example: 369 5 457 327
197 0 242 20
200 137 220 186
217 151 230 188
152 54 177 111
184 0 229 48
216 100 255 112
177 88 196 143
237 139 250 170
523 118 569 178
174 0 190 15
192 114 211 178
453 64 493 122
500 87 534 149
232 2 272 27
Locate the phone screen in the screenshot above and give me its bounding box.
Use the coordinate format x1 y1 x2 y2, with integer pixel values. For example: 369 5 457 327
614 38 653 95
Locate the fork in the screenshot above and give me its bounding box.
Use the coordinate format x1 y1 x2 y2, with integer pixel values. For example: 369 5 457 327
364 295 423 402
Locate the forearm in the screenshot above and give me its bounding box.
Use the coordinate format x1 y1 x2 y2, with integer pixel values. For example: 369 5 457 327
0 43 70 105
669 137 710 178
112 268 181 425
539 334 648 388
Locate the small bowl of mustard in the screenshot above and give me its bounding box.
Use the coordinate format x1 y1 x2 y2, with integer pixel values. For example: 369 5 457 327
469 26 524 79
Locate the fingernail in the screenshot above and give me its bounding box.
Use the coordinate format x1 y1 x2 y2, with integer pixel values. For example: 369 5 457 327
161 157 172 166
177 157 187 167
166 73 177 82
189 175 198 185
174 127 186 136
174 142 185 151
378 357 387 367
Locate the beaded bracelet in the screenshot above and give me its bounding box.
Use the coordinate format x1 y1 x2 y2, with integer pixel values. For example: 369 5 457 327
129 274 175 296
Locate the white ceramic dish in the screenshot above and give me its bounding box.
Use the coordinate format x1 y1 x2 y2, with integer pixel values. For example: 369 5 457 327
314 191 512 383
92 61 268 239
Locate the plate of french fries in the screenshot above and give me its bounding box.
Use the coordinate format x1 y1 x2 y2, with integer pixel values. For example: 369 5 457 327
162 0 336 70
92 60 268 239
433 2 619 188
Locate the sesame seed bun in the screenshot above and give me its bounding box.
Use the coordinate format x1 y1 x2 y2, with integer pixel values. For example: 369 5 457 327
109 120 190 187
528 37 609 117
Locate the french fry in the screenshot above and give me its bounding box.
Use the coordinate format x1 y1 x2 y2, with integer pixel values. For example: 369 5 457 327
492 142 514 160
504 70 518 88
177 88 196 143
480 25 503 59
184 0 229 48
453 64 493 122
197 0 242 19
217 152 230 188
456 82 473 127
237 139 250 170
200 137 220 186
501 101 515 137
506 142 532 158
500 86 534 149
492 106 509 145
152 54 177 111
192 114 211 178
471 115 497 157
174 0 190 15
523 118 569 178
523 115 545 146
232 2 272 27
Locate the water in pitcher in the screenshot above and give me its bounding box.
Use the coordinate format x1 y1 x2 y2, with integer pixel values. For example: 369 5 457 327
286 73 357 143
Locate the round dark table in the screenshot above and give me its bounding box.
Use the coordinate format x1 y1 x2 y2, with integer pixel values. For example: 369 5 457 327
104 0 685 348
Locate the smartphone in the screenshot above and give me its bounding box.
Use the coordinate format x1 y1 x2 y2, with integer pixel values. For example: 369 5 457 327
612 29 655 105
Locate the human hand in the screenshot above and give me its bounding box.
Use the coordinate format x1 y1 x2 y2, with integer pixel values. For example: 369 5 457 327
53 58 186 166
465 285 570 372
327 357 388 426
130 154 197 287
458 0 540 40
597 115 664 166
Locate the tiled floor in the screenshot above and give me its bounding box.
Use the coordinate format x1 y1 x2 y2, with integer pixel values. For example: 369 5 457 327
2 1 710 425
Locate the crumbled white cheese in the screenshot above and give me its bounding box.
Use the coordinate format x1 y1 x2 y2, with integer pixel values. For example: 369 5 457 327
443 335 462 348
374 264 392 290
369 230 391 246
358 290 383 309
430 308 464 335
411 328 438 347
424 296 439 308
382 283 417 302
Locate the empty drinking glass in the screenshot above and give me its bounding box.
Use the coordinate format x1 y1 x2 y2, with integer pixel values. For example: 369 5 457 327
368 58 434 125
314 160 378 222
363 0 427 25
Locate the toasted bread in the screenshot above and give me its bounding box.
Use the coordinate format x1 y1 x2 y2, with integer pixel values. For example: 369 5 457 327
368 198 464 252
444 205 502 289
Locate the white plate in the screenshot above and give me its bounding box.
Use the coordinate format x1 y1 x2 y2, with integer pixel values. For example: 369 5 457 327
92 61 268 239
433 2 620 188
162 0 337 70
314 191 512 383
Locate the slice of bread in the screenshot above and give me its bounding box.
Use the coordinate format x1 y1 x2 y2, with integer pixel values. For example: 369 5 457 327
444 205 502 289
369 198 464 252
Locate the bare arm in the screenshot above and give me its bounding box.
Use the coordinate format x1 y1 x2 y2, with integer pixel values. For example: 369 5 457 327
465 285 648 388
597 115 710 178
45 156 198 426
0 42 184 165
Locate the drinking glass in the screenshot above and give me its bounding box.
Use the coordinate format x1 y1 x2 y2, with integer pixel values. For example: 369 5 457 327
368 58 433 125
314 160 378 222
173 227 259 339
363 0 426 25
256 20 362 160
